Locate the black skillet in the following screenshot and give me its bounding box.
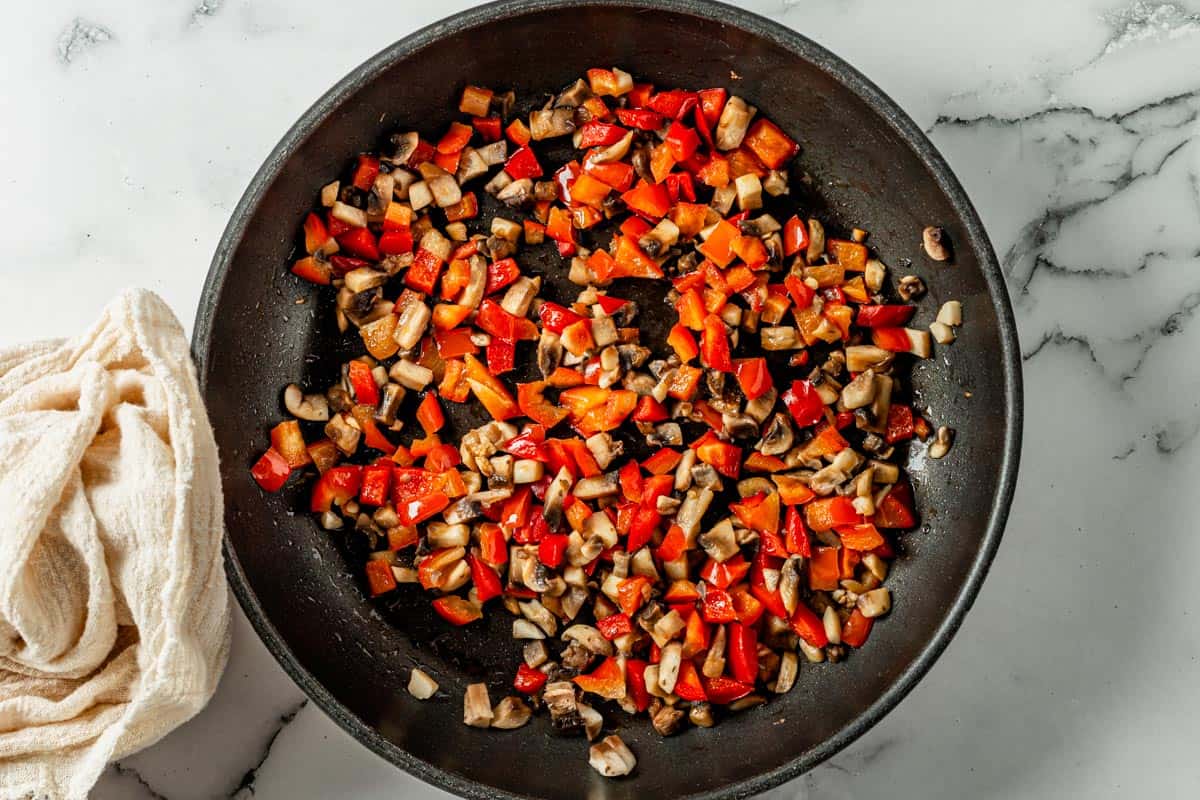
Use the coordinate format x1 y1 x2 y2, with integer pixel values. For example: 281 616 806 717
193 1 1022 797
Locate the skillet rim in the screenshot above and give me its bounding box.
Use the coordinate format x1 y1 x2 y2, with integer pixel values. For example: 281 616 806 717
193 1 1023 797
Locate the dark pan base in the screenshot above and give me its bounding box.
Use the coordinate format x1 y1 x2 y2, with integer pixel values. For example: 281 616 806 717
193 2 1022 798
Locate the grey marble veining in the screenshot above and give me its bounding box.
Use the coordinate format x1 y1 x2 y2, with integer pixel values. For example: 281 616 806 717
3 0 1198 798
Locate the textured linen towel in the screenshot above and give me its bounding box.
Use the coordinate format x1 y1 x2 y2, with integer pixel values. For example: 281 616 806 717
0 289 230 799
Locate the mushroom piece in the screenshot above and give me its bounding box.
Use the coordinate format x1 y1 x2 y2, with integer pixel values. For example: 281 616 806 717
463 683 494 728
343 267 389 294
512 619 545 640
589 735 637 777
840 369 877 410
702 624 727 678
844 345 894 373
375 383 405 427
722 412 760 440
756 412 794 456
734 173 763 211
555 77 593 108
524 640 549 668
284 384 330 421
501 276 541 318
922 225 951 261
675 487 714 538
657 642 683 694
389 359 433 391
491 696 533 730
651 702 686 736
930 321 956 344
537 329 564 378
476 140 508 166
590 131 634 164
408 668 439 700
585 432 623 470
806 218 826 264
715 96 755 150
897 274 926 301
929 426 955 459
519 599 558 636
455 147 489 184
459 256 489 310
689 703 715 728
530 108 577 140
324 413 361 456
577 701 605 741
573 472 620 500
563 624 614 656
858 587 892 618
393 295 432 350
699 519 738 563
744 386 778 424
937 300 963 327
542 466 573 530
774 652 798 694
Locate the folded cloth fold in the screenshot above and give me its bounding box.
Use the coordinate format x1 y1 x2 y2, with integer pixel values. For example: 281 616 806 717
0 289 230 799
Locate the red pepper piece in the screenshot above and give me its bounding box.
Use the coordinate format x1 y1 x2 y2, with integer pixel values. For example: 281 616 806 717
336 227 380 261
358 464 392 507
857 305 917 328
621 180 672 219
472 115 502 142
789 602 829 648
615 107 665 130
631 395 670 423
250 448 291 492
664 120 701 161
701 675 749 704
484 257 521 295
468 553 503 603
486 338 515 376
874 482 917 529
728 623 759 684
346 360 379 406
574 656 625 699
431 596 482 626
616 576 652 616
538 302 586 334
596 613 634 640
538 533 568 568
378 227 414 256
642 448 682 475
805 496 861 532
625 659 652 712
700 314 733 372
364 560 397 597
416 393 446 435
784 505 812 557
885 404 915 444
700 586 737 623
504 145 543 180
578 120 629 147
782 379 824 428
733 357 771 401
673 660 707 701
351 155 380 191
693 432 741 480
310 465 362 512
618 460 644 502
841 608 874 648
405 248 444 295
514 663 548 695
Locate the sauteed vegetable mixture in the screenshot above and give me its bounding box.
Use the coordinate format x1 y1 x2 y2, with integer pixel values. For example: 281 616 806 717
250 67 961 777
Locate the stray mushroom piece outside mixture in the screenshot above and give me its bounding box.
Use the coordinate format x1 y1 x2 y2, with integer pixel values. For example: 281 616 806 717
249 67 958 776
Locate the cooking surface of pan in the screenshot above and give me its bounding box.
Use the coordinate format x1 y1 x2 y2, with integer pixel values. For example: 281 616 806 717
193 2 1021 798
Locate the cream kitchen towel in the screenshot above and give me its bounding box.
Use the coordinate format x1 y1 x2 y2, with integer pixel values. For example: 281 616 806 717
0 289 230 799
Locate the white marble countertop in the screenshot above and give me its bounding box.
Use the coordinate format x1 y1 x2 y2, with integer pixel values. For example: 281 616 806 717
5 0 1199 797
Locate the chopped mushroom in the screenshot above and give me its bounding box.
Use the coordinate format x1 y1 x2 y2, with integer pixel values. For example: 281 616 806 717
463 683 494 728
715 96 755 150
589 735 637 778
922 226 951 261
408 668 439 700
491 696 533 730
284 384 329 421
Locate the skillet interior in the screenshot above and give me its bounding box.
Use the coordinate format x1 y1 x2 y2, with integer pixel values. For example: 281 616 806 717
194 1 1021 798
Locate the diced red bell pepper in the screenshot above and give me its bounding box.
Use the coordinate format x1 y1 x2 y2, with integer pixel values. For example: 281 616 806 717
358 464 392 507
857 305 916 328
731 491 780 536
475 299 537 341
701 586 737 623
596 613 634 640
625 659 652 712
467 553 503 603
782 379 824 428
805 496 861 532
642 448 683 475
621 180 672 220
673 660 707 701
632 395 670 424
514 663 548 695
648 89 698 119
841 608 874 648
664 579 701 604
302 212 332 255
415 393 446 436
698 88 727 126
789 602 829 648
784 274 815 311
516 381 568 429
310 465 362 512
616 576 652 616
575 656 626 699
537 302 585 335
733 357 771 401
472 115 502 142
378 227 414 256
347 360 379 406
486 338 515 376
484 257 521 295
434 327 477 358
537 533 568 568
618 460 644 502
269 420 310 468
808 546 842 591
351 154 380 191
729 586 765 626
337 227 380 261
872 327 916 353
250 448 291 492
837 523 886 551
693 432 741 480
405 248 444 295
742 118 799 169
578 120 629 147
398 493 450 525
885 404 915 444
290 256 331 285
700 314 733 372
664 120 701 161
784 505 812 557
783 215 809 256
504 145 543 180
703 675 751 705
432 596 482 626
478 523 507 566
615 107 665 130
874 482 917 529
728 622 758 684
500 486 533 532
364 560 397 597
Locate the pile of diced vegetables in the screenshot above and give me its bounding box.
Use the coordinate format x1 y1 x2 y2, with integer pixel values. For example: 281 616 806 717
250 67 962 777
